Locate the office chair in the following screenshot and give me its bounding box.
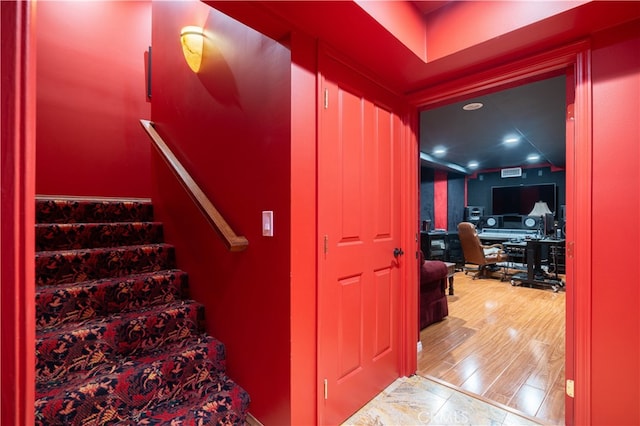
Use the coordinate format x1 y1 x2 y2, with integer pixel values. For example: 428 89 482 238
457 221 509 279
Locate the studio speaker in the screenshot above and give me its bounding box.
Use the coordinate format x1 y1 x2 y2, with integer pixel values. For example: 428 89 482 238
464 206 484 222
560 205 566 220
480 215 502 229
522 215 542 230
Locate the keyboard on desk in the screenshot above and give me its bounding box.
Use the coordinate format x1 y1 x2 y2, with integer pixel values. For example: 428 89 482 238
477 228 538 242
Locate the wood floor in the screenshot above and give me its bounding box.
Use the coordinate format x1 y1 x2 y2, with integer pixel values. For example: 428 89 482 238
417 270 565 425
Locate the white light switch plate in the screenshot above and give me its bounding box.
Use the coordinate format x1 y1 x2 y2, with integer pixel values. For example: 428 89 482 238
262 211 273 236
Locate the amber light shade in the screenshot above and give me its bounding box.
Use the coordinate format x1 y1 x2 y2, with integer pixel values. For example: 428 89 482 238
180 26 204 73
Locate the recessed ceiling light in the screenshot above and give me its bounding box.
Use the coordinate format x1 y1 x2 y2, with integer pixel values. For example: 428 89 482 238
432 146 447 157
527 154 540 162
504 136 520 144
468 161 479 169
462 102 483 111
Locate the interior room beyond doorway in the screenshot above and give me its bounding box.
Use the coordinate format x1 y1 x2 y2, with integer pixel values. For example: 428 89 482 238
417 74 567 424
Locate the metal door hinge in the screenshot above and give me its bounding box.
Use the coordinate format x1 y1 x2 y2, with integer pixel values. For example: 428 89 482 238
324 378 328 399
567 241 575 258
566 379 574 398
324 235 328 255
324 88 329 109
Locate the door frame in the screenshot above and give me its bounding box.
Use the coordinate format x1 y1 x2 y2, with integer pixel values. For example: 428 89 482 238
1 1 37 425
407 40 593 426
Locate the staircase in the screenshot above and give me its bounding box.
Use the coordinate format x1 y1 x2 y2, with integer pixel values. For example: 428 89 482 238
34 197 250 425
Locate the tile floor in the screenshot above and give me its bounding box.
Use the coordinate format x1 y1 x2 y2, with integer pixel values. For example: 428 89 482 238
343 375 545 426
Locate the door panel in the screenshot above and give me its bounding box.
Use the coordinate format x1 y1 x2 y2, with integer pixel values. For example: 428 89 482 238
318 53 403 425
373 268 392 357
337 274 363 378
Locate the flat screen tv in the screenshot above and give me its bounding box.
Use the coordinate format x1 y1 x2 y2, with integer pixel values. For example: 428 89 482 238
492 183 557 216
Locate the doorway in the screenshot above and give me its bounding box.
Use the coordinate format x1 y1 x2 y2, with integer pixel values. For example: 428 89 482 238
418 55 585 424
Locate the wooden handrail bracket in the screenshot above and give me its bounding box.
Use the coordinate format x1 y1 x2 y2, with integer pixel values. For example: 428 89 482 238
140 119 248 252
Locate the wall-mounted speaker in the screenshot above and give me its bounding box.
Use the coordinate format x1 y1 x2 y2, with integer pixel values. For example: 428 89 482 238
522 215 542 230
464 206 484 222
480 215 503 229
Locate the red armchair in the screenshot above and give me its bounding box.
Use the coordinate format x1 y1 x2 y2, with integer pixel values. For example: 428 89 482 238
419 252 449 329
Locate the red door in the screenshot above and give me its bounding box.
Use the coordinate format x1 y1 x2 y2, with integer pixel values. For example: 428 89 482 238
318 53 404 425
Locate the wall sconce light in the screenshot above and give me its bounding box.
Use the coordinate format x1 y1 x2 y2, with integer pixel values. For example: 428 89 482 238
180 26 204 73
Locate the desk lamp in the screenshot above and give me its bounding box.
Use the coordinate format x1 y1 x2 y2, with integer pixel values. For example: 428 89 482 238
528 201 553 236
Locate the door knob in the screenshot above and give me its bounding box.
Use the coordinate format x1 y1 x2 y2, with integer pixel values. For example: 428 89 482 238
393 247 404 258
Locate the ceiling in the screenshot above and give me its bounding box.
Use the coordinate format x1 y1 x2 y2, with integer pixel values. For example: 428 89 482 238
419 75 567 174
410 1 450 16
211 2 639 176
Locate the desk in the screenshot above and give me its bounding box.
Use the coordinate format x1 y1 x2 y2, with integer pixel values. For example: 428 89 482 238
444 262 456 295
508 239 565 292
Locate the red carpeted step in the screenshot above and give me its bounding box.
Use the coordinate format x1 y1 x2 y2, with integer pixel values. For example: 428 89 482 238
35 243 176 286
129 375 250 425
36 221 164 251
35 335 229 425
36 269 188 330
36 197 154 224
36 300 205 383
34 196 250 423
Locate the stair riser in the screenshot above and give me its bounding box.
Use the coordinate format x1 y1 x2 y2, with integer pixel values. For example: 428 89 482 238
36 244 176 286
36 222 164 251
36 302 205 382
36 270 188 330
36 199 153 224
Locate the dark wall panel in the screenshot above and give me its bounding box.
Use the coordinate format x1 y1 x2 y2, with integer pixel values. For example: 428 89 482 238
447 173 465 231
420 167 434 229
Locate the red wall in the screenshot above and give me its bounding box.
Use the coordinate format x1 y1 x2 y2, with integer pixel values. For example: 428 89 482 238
36 1 151 197
590 20 640 425
150 2 292 424
433 170 448 230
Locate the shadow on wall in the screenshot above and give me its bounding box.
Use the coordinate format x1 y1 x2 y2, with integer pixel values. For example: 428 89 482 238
197 11 241 108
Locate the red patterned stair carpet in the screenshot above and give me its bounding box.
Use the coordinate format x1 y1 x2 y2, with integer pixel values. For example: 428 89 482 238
34 197 250 425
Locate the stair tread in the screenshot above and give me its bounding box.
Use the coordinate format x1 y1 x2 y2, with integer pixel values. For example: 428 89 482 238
36 334 226 397
35 220 162 227
36 221 164 251
36 243 176 287
36 242 173 256
36 268 185 291
37 298 202 337
36 269 188 330
36 197 154 224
